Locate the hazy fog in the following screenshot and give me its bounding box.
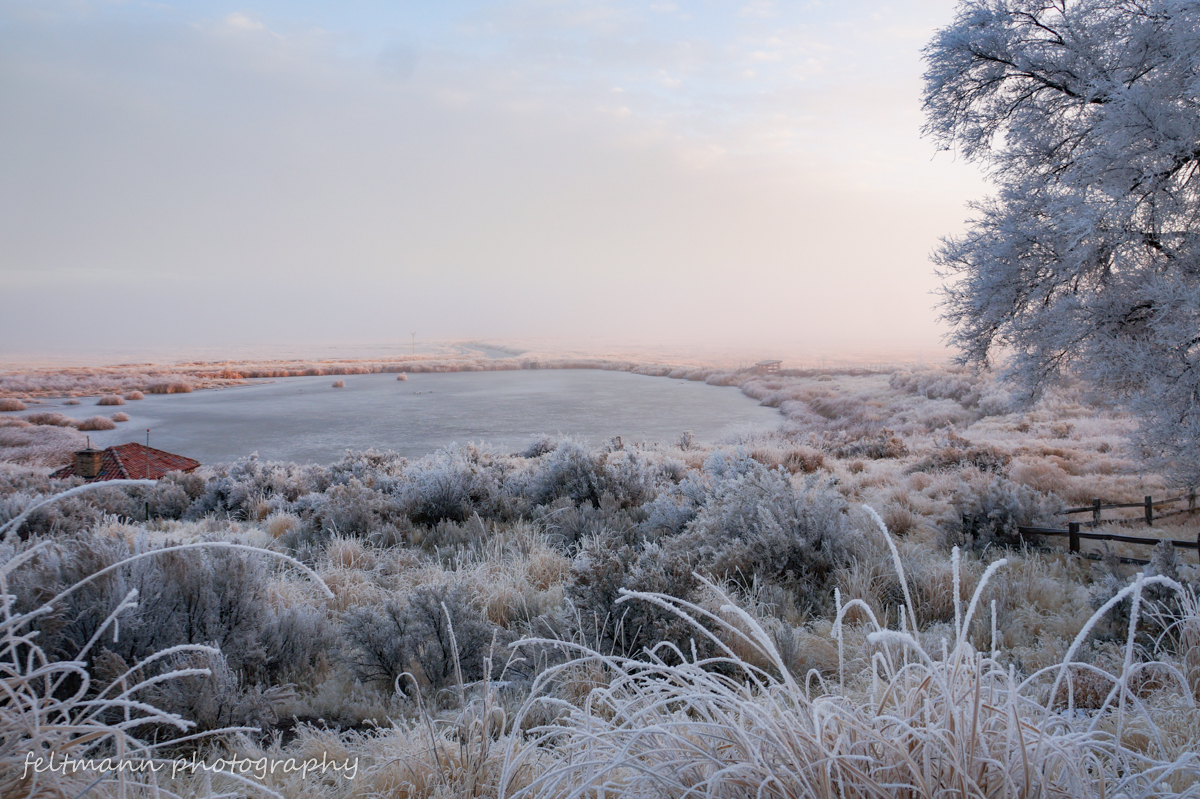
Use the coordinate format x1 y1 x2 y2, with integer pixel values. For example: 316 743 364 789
0 0 985 363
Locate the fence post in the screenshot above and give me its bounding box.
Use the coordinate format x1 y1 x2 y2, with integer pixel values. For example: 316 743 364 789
1092 498 1102 527
1145 495 1154 526
1069 522 1080 554
1190 490 1196 513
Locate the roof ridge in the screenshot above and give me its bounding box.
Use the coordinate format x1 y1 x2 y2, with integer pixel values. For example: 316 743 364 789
108 447 131 480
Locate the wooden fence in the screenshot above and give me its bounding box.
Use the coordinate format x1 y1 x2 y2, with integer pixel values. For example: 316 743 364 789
1016 490 1200 565
1060 491 1198 528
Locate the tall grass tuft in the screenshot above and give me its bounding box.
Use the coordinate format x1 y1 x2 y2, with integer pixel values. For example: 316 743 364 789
0 399 26 412
500 508 1200 798
97 395 126 406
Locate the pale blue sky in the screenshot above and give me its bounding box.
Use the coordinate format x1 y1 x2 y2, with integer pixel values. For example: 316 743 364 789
0 0 984 362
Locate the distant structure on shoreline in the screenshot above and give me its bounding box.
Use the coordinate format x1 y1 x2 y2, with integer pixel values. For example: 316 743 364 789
53 442 200 482
754 360 782 375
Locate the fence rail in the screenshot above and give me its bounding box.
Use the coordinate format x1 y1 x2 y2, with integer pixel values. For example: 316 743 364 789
1060 491 1198 527
1017 523 1200 566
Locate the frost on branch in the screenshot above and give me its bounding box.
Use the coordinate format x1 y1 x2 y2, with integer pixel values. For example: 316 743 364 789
924 0 1200 482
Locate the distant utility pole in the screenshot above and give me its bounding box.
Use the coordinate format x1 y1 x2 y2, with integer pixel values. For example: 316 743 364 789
410 332 416 356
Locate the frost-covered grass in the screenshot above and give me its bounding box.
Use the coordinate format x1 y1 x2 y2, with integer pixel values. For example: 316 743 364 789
501 530 1200 798
2 365 1199 797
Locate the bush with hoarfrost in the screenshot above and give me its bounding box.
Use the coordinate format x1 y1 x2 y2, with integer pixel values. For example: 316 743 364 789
0 483 333 799
185 457 331 520
342 582 502 692
5 535 328 687
397 443 511 526
520 438 659 510
890 366 984 407
0 423 86 467
147 379 193 394
21 411 76 427
944 472 1064 550
668 457 855 609
567 535 712 660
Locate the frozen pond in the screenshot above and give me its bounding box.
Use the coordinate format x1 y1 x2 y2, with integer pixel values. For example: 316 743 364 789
40 369 780 465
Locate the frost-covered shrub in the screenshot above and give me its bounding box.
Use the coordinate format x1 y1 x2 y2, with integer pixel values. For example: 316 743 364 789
0 423 87 467
911 431 1010 474
889 367 984 407
342 583 500 692
4 493 103 537
328 448 407 483
111 411 130 422
145 649 290 735
21 411 76 427
416 512 489 553
704 371 741 387
405 582 503 689
669 464 855 610
97 394 125 406
332 380 345 388
124 390 145 400
342 601 410 688
77 415 116 431
783 446 825 474
397 444 510 526
567 536 711 661
185 457 331 519
633 454 727 538
6 534 327 693
12 541 263 671
522 439 658 510
521 436 557 458
534 494 645 552
944 474 1064 550
2 481 189 533
1088 542 1198 649
0 398 26 411
147 380 193 394
310 479 405 537
145 479 193 518
832 428 909 460
258 604 337 685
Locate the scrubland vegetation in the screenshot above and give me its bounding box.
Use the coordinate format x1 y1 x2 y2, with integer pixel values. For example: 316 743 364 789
0 350 866 401
2 365 1199 798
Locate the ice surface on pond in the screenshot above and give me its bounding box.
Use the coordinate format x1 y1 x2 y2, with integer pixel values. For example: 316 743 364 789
46 370 779 465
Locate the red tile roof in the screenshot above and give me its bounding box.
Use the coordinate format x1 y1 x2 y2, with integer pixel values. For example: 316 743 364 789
52 442 200 482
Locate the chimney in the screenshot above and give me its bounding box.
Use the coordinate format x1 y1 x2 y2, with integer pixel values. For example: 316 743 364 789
75 449 104 479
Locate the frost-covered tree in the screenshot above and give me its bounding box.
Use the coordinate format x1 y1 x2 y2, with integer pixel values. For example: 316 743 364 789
924 0 1200 481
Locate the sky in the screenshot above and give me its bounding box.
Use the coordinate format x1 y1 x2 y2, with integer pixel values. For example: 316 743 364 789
0 0 987 364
